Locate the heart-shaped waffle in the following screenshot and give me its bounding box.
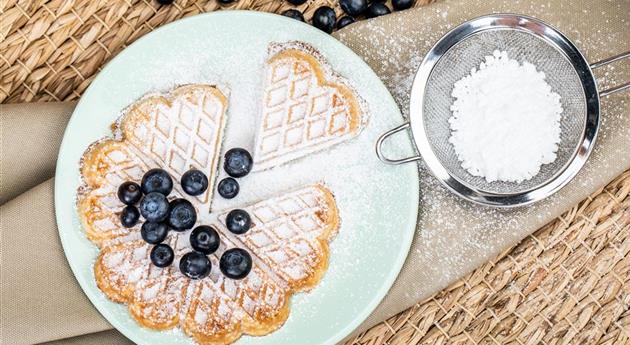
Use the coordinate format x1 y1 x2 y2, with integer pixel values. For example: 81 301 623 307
77 42 368 345
253 42 368 171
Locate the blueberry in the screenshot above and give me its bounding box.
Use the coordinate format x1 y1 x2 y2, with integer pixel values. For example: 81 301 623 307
224 148 253 178
366 2 390 18
218 177 239 199
179 251 211 279
340 0 367 16
168 198 197 231
156 0 174 5
190 226 220 255
181 169 208 196
120 205 140 228
281 9 305 22
141 168 173 195
225 209 251 235
141 222 169 244
287 0 306 5
220 248 252 279
117 181 142 205
150 244 174 268
312 6 336 34
337 16 355 30
139 192 170 223
392 0 414 10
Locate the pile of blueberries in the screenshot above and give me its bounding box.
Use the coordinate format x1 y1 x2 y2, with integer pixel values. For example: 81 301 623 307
155 0 413 34
283 0 413 33
117 148 256 280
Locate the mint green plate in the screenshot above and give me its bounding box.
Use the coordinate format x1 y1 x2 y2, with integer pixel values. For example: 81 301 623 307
55 11 419 345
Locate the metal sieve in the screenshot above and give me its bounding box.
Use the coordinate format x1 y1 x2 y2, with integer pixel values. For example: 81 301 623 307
376 14 629 208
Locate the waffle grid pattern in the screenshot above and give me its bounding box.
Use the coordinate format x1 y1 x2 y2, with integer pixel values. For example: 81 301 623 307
256 56 355 168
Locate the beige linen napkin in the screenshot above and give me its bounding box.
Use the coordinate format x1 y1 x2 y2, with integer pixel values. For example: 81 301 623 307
1 0 628 344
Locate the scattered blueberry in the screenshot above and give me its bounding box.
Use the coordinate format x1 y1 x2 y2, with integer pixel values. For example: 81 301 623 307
282 9 305 22
156 0 174 5
340 0 367 16
392 0 414 10
168 198 197 231
139 192 170 223
141 168 173 195
337 16 355 30
366 2 390 18
218 0 234 4
218 177 240 199
287 0 307 5
120 205 140 228
181 169 208 196
312 6 336 34
150 243 174 268
180 251 211 279
225 209 251 235
117 181 142 205
220 248 252 279
190 226 220 255
141 222 169 244
224 148 253 178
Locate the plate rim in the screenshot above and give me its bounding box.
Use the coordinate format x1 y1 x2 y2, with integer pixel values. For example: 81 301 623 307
54 10 419 345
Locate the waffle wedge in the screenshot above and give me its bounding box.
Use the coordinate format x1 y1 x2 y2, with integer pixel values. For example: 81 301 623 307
93 185 339 345
253 41 368 171
78 85 228 245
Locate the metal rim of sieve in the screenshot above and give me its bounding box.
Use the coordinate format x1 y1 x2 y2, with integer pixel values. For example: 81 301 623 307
376 14 630 208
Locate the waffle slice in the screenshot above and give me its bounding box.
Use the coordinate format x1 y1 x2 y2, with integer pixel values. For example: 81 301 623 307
93 184 339 345
253 42 368 171
77 85 228 245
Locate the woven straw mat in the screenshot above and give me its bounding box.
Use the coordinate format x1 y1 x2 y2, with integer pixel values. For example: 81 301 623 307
1 1 629 345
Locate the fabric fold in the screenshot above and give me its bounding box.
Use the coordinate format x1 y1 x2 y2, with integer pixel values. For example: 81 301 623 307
0 102 75 205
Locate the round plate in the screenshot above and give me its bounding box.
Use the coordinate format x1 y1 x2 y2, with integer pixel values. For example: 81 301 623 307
55 11 419 345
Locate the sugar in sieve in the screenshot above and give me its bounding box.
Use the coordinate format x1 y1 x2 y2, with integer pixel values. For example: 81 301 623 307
376 14 629 208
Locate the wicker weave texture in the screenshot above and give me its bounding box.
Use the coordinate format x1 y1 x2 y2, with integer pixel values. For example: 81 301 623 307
0 0 432 103
2 1 629 345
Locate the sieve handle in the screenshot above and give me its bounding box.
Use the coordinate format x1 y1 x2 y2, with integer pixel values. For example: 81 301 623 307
590 51 630 97
375 122 422 165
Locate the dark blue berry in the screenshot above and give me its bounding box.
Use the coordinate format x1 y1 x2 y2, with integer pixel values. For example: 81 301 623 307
282 9 305 22
392 0 414 10
139 192 170 223
225 209 251 235
218 0 234 3
220 248 252 279
218 177 239 199
141 168 173 195
190 226 220 255
366 2 390 18
337 16 355 30
312 6 336 34
141 222 169 244
224 148 253 178
168 199 197 231
181 169 208 196
117 181 142 205
179 251 211 279
340 0 367 16
287 0 306 5
150 244 174 268
156 0 174 5
120 205 140 228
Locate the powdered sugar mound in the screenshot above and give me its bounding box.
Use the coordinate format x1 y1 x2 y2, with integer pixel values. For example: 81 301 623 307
448 50 563 183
